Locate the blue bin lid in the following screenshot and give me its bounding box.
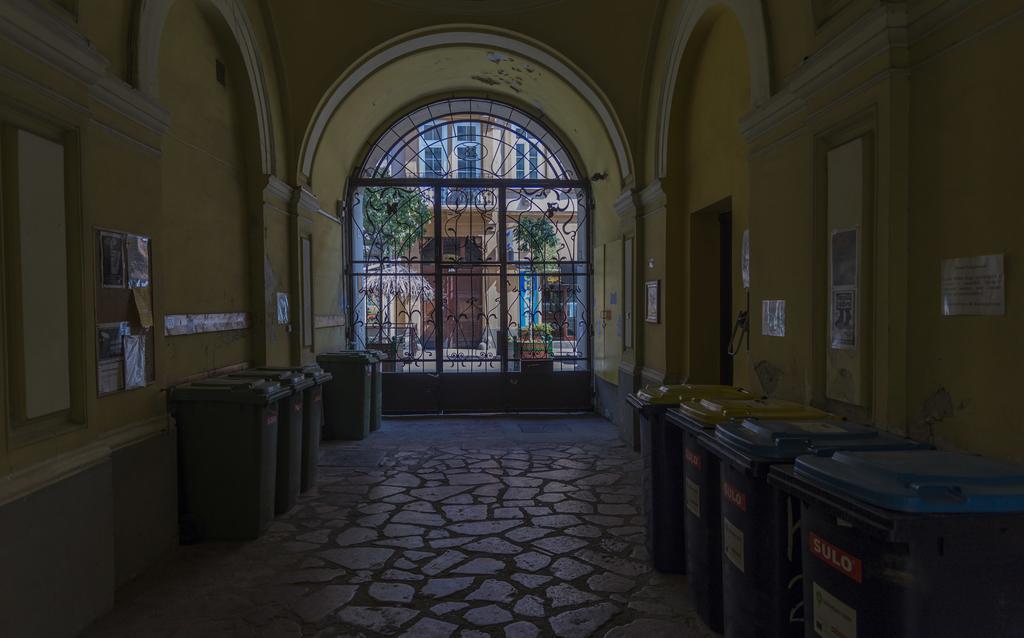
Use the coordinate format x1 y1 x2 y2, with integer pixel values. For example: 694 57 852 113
794 450 1024 513
714 418 884 461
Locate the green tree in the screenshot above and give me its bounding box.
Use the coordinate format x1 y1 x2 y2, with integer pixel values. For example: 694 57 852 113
364 187 432 258
512 215 560 269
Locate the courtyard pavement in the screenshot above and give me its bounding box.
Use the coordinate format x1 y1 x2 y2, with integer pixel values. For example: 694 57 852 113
85 415 716 637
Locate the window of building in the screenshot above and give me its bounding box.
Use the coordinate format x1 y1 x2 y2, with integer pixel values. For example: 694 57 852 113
419 123 447 178
455 122 481 178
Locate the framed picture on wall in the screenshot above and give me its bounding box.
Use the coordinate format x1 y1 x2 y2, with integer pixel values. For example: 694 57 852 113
645 280 660 323
99 230 126 288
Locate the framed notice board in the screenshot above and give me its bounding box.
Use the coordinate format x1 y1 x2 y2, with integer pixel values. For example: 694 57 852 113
94 228 155 395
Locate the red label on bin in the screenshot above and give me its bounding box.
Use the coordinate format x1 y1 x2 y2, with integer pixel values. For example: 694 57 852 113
266 415 278 428
685 448 702 470
294 399 303 413
809 532 863 583
723 482 747 512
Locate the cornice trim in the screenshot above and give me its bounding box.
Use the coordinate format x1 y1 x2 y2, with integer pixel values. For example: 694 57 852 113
613 188 640 220
264 175 295 203
0 0 108 85
639 179 667 212
741 3 909 144
90 75 170 136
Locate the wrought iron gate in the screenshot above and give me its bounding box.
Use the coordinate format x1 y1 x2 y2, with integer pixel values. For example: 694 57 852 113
346 99 592 413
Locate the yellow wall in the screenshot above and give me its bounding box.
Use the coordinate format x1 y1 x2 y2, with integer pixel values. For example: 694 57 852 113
906 6 1024 461
158 1 254 382
649 10 752 387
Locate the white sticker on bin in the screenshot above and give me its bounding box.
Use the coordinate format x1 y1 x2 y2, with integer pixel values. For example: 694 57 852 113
685 478 701 518
813 582 857 638
723 517 744 573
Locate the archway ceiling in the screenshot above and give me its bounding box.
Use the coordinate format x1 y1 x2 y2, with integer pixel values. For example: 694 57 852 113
369 0 569 15
307 45 621 192
264 1 662 182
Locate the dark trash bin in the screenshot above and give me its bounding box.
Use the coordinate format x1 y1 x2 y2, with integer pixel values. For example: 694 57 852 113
171 378 288 541
701 416 928 638
230 368 314 514
331 350 382 432
771 449 1024 638
260 365 334 492
666 398 832 632
626 384 753 573
316 351 374 441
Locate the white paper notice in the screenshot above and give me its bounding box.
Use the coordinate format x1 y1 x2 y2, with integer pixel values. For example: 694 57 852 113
941 254 1005 316
685 478 701 518
123 334 146 390
723 517 745 573
812 582 857 638
762 300 786 337
741 229 751 290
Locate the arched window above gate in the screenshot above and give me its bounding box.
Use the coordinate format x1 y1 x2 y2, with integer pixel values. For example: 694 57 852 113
359 98 579 181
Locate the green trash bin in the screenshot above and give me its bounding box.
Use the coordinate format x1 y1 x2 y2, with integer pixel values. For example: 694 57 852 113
171 377 289 541
316 352 374 441
261 365 333 493
229 368 314 514
332 350 382 432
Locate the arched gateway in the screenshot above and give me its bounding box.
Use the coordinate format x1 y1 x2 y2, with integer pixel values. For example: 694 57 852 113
347 98 593 413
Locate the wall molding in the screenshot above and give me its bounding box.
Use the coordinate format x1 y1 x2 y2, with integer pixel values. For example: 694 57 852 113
638 179 667 216
314 314 345 329
90 75 170 136
0 0 107 86
741 3 908 145
0 0 176 142
613 188 640 221
264 174 295 203
0 415 167 508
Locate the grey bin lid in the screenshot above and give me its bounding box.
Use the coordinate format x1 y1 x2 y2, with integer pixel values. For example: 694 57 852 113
171 378 290 405
229 368 314 392
262 365 332 385
317 351 378 364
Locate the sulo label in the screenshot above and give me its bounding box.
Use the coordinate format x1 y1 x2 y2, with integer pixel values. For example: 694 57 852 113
723 517 745 573
723 481 748 512
685 448 703 470
685 478 701 518
809 532 863 583
812 582 857 638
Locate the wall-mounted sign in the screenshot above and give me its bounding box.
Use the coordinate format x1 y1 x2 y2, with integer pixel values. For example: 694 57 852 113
762 300 786 337
645 280 660 323
741 229 751 290
941 254 1005 316
830 228 858 349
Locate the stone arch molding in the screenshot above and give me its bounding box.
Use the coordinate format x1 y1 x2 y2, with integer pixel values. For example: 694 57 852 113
300 26 634 184
134 0 275 174
654 0 771 179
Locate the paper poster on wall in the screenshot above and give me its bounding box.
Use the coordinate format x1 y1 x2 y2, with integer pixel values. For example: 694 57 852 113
941 254 1005 316
741 229 751 290
100 231 126 288
127 234 151 288
98 359 123 395
762 300 786 337
831 290 856 349
97 322 127 360
131 287 154 329
123 334 146 390
276 292 291 324
831 228 858 287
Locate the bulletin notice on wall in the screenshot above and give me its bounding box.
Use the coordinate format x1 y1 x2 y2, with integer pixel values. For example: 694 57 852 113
941 254 1005 316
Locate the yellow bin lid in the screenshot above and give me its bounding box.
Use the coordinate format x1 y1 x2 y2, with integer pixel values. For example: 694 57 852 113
635 384 752 405
675 397 831 425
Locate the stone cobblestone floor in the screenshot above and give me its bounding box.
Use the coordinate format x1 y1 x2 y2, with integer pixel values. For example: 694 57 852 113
86 415 716 638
